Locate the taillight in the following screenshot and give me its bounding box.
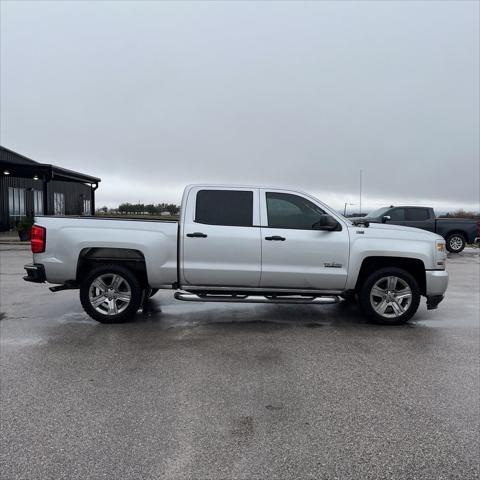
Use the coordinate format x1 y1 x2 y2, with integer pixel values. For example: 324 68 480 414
31 225 46 253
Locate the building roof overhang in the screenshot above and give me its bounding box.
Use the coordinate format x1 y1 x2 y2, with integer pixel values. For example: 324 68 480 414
0 146 101 184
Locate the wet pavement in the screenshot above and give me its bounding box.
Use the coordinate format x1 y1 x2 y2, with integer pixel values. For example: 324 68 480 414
1 246 479 479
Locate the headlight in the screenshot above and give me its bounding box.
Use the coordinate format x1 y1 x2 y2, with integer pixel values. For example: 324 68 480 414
435 240 446 269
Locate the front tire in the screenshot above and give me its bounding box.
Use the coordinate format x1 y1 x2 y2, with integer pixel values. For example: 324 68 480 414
358 267 421 325
446 233 466 253
80 264 143 323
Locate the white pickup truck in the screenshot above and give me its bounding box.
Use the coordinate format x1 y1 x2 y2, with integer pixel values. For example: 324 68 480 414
24 184 449 325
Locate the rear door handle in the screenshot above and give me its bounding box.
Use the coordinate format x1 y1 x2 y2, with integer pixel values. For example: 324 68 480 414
186 232 208 238
265 235 286 241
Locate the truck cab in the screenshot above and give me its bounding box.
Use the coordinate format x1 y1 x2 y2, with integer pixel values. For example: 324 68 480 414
357 205 479 253
180 186 350 291
361 206 436 231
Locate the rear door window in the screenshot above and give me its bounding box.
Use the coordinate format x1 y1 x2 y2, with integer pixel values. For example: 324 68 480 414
195 190 253 227
406 208 430 221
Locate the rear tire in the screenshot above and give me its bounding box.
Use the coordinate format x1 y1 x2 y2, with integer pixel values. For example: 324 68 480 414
358 267 420 325
446 233 466 253
80 264 143 323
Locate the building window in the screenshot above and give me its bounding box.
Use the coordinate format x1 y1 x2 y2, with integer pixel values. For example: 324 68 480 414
83 199 91 215
8 187 26 217
33 190 44 215
54 192 65 215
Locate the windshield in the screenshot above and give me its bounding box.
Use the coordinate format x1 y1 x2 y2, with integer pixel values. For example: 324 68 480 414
366 207 391 218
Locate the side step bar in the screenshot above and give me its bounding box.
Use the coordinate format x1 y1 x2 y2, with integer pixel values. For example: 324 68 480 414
174 292 340 305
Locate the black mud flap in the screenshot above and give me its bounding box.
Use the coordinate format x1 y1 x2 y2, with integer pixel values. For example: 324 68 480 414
23 264 46 283
426 295 444 310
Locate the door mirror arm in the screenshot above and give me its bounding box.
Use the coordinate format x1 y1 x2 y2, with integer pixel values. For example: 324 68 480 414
312 214 341 231
314 224 338 231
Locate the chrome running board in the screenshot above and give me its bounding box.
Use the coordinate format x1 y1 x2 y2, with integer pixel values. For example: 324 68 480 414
174 291 340 305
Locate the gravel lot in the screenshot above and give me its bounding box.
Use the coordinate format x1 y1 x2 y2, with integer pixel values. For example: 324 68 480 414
1 246 479 480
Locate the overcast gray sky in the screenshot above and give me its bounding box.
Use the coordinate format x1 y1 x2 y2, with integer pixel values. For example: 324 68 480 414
1 0 479 212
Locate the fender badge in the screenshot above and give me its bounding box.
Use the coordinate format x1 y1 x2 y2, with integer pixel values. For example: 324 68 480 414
324 263 342 268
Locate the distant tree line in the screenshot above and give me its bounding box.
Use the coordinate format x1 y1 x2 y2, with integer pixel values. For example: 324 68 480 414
96 205 478 219
441 209 480 219
97 203 180 216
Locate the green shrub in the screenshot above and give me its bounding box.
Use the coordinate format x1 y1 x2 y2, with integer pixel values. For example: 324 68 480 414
16 217 34 232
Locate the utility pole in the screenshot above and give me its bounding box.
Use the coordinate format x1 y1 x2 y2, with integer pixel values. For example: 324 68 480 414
343 202 355 216
359 169 363 215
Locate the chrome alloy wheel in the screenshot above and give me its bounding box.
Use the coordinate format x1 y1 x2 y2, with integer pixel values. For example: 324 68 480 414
88 273 132 316
369 276 412 319
449 235 463 252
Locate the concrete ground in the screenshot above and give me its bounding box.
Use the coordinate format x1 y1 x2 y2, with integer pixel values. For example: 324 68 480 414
1 246 479 480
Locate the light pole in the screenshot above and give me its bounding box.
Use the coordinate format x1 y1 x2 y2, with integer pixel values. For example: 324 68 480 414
359 169 363 215
343 203 355 216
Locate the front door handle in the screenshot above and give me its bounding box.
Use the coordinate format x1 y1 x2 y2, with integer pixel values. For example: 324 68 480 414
265 235 286 241
186 232 208 238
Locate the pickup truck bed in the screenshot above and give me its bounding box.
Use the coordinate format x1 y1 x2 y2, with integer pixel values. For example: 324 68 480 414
33 216 179 287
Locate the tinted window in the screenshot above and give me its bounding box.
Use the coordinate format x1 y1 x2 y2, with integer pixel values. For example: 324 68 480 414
406 208 430 221
266 192 325 229
388 208 405 221
195 190 253 227
367 207 391 219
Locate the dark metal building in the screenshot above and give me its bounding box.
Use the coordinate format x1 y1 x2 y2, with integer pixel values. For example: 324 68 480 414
0 146 100 231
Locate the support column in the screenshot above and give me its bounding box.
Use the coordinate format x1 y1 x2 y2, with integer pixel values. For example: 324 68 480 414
91 183 98 215
43 179 50 215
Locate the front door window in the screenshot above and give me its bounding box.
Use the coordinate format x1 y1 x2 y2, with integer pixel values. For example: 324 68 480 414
266 192 325 230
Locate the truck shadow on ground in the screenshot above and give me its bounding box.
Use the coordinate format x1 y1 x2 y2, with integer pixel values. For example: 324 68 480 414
134 297 411 331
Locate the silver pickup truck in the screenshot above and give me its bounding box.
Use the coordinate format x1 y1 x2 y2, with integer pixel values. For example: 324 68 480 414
24 184 449 325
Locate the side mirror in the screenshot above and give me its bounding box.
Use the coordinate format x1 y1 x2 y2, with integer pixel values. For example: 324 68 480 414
382 215 391 224
313 214 340 231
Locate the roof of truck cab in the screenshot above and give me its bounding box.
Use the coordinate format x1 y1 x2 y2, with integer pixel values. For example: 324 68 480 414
185 184 313 193
388 206 433 209
183 184 342 216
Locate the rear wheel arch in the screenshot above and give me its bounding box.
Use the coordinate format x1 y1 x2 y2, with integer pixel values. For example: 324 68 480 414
76 248 149 288
444 229 468 239
355 256 426 296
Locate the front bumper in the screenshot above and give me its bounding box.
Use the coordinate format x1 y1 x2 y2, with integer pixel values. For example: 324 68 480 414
23 263 46 283
425 269 449 297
